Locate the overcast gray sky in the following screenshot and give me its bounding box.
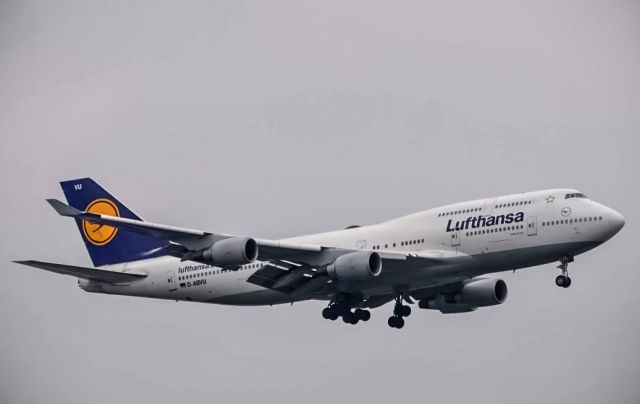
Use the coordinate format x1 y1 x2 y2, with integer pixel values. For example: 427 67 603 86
1 1 639 403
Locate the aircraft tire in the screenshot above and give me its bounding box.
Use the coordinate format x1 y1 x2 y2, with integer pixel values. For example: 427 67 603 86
400 305 411 317
342 311 355 324
357 309 371 321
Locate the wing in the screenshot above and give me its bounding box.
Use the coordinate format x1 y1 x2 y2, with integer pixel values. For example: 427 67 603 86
14 260 147 284
47 198 452 295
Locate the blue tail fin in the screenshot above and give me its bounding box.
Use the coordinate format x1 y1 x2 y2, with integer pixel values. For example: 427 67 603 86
60 178 168 267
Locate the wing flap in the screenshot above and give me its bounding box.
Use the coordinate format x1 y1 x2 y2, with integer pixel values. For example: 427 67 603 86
13 260 147 284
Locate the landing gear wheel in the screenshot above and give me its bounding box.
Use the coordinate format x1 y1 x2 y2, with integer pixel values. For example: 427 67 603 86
322 307 339 320
387 316 405 329
342 311 359 324
393 304 411 317
555 275 567 287
342 311 354 324
556 256 574 288
354 309 371 322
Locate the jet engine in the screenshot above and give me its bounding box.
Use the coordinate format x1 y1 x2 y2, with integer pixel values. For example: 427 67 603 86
327 251 382 281
455 278 508 306
418 295 476 314
202 237 258 266
78 279 104 293
419 278 508 314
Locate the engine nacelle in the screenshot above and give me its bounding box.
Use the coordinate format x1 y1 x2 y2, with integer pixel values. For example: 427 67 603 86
327 251 382 281
418 278 508 314
202 237 258 266
456 278 508 307
78 278 104 293
419 295 476 314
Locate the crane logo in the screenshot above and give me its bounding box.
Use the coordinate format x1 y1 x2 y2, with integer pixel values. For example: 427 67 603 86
82 199 120 246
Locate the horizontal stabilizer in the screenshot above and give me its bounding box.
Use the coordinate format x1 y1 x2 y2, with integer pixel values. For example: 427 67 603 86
13 260 147 284
46 198 82 217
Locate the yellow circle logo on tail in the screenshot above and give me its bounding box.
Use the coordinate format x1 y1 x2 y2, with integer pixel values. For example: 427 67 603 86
82 199 120 246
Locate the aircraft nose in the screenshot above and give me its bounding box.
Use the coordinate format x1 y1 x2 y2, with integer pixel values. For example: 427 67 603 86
610 209 625 233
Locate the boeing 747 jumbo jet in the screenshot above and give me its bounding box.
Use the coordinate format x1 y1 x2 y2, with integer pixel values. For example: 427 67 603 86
15 178 625 329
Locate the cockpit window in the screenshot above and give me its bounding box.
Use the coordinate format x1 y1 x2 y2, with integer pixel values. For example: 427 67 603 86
565 192 588 199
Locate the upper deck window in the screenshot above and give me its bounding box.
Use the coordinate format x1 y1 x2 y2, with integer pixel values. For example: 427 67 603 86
565 192 588 199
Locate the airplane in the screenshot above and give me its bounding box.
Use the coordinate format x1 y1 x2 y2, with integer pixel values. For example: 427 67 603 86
14 178 625 329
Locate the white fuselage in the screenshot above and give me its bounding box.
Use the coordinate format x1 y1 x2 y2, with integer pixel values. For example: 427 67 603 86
82 188 624 305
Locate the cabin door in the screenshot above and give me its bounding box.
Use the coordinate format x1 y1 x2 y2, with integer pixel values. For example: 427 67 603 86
166 271 177 291
450 231 461 247
527 216 538 236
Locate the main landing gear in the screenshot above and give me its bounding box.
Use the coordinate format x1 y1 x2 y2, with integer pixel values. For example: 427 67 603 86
555 255 574 288
322 295 371 325
388 296 411 329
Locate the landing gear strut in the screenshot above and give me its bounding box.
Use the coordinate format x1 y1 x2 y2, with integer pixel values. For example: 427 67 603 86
555 255 573 288
388 295 411 329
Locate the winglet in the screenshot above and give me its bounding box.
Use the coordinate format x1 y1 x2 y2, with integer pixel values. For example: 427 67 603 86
46 198 82 217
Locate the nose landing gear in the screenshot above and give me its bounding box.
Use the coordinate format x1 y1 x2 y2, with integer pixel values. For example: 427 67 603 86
555 256 573 288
